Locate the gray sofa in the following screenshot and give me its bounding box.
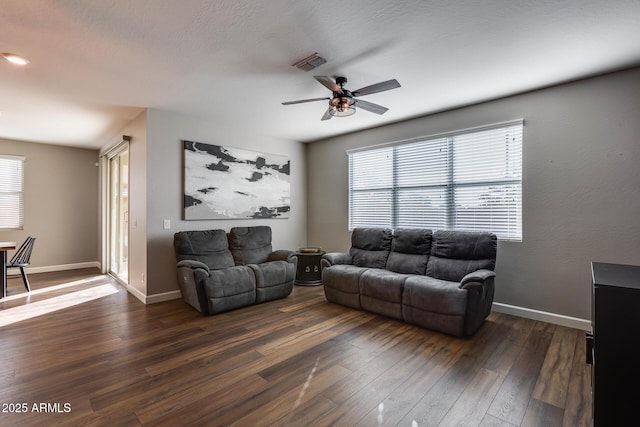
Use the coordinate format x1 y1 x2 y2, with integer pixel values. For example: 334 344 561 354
321 228 497 337
173 226 297 314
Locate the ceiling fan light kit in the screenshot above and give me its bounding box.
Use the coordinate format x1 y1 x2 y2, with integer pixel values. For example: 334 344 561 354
282 75 400 121
328 76 355 117
329 96 356 117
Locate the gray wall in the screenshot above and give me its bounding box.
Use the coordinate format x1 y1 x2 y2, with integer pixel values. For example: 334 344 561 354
0 138 99 268
306 67 640 321
145 109 307 296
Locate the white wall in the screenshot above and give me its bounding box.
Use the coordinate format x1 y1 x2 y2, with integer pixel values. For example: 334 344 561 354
0 138 99 270
145 109 307 297
306 67 640 322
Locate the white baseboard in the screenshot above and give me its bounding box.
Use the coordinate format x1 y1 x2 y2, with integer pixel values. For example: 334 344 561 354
124 285 147 304
492 302 592 332
9 262 101 275
123 284 181 305
146 290 182 304
101 272 181 305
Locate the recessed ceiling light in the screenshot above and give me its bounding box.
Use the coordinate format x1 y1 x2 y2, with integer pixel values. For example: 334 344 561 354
2 53 30 66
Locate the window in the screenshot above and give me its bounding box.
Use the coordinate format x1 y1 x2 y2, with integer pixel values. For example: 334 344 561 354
348 120 523 240
0 154 25 230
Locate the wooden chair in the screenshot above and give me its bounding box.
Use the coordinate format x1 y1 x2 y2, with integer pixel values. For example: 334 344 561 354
7 236 36 292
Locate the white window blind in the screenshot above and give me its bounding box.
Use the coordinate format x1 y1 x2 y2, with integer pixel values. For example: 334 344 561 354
348 121 523 240
0 154 25 230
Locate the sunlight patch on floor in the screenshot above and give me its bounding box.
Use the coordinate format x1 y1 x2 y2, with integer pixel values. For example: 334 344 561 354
0 283 119 327
1 275 108 302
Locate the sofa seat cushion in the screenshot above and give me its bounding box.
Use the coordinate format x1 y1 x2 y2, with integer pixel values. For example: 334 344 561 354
402 275 468 337
322 265 368 309
249 260 295 303
359 269 410 320
250 261 294 288
202 266 256 314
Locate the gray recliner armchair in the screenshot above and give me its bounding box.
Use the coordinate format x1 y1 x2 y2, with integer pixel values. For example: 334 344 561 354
174 226 296 315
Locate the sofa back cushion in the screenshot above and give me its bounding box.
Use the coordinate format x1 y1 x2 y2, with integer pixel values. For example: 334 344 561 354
174 229 235 270
228 226 273 265
426 230 497 282
386 228 432 274
349 228 392 268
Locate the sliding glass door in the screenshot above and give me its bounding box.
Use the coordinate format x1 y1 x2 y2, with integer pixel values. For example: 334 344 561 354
108 146 129 283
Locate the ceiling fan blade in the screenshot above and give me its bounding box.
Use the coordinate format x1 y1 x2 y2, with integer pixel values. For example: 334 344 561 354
321 107 333 121
352 79 401 97
282 97 330 105
314 76 342 93
355 99 389 115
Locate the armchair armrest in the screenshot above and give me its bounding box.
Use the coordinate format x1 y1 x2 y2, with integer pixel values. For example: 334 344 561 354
268 250 297 264
176 260 211 314
460 269 496 336
177 259 210 275
321 252 353 270
459 269 496 289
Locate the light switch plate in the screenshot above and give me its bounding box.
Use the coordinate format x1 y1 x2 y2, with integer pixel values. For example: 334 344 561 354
163 219 171 229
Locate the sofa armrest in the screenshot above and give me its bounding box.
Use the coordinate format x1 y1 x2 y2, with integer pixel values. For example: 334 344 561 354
460 269 496 336
320 252 352 270
176 261 211 314
177 259 210 275
459 269 496 289
268 250 297 264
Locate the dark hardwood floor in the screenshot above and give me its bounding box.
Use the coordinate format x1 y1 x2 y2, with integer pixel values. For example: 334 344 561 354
0 269 591 426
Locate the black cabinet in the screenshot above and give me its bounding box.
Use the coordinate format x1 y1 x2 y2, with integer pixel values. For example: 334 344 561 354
295 251 325 286
590 262 640 426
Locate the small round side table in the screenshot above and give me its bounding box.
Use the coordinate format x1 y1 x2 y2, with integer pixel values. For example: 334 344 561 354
295 250 325 286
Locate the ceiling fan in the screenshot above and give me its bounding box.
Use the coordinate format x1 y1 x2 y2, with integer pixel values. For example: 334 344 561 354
282 76 401 120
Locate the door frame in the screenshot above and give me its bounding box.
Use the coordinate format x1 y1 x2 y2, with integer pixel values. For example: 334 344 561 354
100 139 130 285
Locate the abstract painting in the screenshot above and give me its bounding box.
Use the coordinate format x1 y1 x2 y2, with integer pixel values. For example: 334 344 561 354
183 140 290 219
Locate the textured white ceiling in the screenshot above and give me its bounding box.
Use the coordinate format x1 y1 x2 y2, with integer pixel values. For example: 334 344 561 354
1 0 639 149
